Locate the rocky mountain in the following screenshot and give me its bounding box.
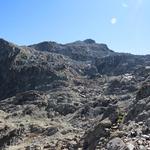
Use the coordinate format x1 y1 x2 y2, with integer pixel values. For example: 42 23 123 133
29 39 114 61
0 38 149 150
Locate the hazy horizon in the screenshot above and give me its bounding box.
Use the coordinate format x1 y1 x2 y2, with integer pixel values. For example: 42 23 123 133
0 0 149 55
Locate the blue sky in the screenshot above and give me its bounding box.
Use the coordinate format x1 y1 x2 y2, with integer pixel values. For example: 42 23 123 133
0 0 149 54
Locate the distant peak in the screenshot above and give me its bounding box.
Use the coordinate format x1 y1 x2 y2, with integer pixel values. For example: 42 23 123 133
0 38 17 47
83 39 96 44
0 38 9 44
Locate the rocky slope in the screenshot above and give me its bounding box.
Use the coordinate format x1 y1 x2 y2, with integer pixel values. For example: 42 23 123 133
0 38 149 150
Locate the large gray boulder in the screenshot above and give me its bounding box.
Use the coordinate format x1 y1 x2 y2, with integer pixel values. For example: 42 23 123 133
80 118 112 150
107 137 127 150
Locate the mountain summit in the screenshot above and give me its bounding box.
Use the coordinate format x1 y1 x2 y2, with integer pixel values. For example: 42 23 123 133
29 39 114 61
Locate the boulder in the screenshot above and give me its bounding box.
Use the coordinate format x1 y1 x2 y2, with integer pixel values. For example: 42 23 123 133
107 137 127 150
80 118 112 150
136 82 150 100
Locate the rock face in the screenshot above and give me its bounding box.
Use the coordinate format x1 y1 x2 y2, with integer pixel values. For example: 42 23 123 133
125 79 150 123
136 80 150 100
0 39 77 100
0 38 149 149
80 118 112 150
95 54 150 75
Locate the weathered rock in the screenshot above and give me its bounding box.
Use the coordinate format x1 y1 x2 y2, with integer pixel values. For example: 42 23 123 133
126 143 135 150
106 137 127 150
125 97 150 122
136 82 150 100
80 118 112 150
45 127 58 136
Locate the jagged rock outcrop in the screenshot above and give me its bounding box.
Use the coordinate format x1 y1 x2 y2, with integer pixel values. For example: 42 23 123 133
125 78 150 123
0 39 81 100
80 118 112 150
136 79 150 100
